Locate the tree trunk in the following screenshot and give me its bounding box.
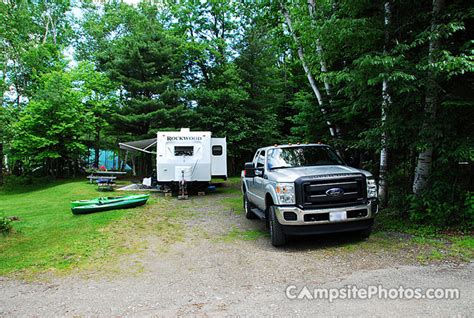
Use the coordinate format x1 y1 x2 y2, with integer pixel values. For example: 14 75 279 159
42 12 50 44
379 1 392 207
122 150 128 172
316 40 331 96
379 81 390 206
307 0 341 137
413 0 444 194
0 142 3 185
0 62 5 185
281 4 338 138
131 155 136 177
112 150 117 170
94 129 100 168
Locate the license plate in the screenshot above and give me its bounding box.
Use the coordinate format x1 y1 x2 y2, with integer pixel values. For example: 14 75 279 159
329 211 347 222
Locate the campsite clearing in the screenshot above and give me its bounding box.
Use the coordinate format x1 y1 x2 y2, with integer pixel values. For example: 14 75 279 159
0 178 473 315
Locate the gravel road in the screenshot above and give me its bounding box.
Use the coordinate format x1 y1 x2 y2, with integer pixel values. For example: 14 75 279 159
1 188 473 317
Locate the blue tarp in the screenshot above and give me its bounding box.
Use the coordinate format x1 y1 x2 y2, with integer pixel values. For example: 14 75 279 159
88 149 132 171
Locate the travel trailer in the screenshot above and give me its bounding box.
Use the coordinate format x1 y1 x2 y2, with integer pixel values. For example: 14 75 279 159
119 128 227 188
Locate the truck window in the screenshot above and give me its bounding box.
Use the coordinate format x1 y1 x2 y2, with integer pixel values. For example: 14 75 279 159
256 150 265 168
267 146 344 169
252 151 260 165
212 145 223 156
175 146 194 156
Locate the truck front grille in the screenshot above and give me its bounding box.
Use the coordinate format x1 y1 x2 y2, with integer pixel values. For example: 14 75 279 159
295 174 366 209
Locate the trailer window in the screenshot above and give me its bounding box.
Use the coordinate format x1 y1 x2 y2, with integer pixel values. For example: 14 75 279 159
175 146 194 156
212 145 223 156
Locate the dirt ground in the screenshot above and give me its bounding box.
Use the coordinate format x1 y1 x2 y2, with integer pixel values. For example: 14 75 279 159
1 184 473 317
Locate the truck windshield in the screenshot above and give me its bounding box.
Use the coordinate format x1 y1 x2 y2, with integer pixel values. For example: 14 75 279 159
267 146 344 170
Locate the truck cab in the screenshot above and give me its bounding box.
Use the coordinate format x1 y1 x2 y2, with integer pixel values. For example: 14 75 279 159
241 144 378 246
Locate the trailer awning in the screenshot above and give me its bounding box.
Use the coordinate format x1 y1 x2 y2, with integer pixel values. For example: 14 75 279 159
119 138 157 154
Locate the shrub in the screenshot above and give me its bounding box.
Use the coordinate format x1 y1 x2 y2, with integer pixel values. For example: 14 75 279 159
408 183 473 229
2 175 54 189
0 215 13 235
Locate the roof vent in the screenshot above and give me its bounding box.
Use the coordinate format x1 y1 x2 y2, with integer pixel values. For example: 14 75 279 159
181 128 190 132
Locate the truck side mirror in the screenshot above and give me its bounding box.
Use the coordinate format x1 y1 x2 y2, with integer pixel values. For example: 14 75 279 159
244 162 256 178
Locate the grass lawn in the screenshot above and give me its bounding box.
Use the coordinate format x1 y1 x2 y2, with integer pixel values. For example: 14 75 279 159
1 176 472 277
0 179 146 276
0 177 241 277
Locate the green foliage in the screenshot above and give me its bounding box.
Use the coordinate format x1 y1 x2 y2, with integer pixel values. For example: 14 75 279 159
80 2 192 141
0 214 13 235
12 69 92 173
465 192 474 216
408 186 474 228
0 0 72 99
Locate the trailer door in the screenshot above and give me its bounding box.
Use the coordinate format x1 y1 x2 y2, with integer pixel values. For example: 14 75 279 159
211 137 227 178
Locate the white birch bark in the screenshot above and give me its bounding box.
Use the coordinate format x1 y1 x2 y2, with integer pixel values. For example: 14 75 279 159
307 1 331 95
413 0 444 194
0 63 5 184
379 1 392 205
281 4 336 137
131 155 136 177
122 150 129 172
42 10 50 44
307 0 341 136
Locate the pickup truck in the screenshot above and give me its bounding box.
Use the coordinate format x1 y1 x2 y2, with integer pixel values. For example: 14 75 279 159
241 144 378 246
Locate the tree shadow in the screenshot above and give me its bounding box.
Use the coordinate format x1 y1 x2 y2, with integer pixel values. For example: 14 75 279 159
283 232 369 251
0 177 87 195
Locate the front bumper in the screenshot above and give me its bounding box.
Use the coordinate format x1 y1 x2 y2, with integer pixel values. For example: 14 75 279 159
282 219 374 236
274 200 377 226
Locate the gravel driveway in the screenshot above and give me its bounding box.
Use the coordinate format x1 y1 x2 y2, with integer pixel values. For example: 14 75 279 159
1 186 473 317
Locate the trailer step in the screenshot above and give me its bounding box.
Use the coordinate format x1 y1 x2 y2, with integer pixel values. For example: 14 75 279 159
250 208 266 220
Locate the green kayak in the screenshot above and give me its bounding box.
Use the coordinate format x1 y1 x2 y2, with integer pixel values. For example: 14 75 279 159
71 194 149 215
71 194 150 208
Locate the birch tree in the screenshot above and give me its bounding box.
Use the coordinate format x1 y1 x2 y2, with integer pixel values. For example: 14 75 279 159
281 3 338 138
306 0 330 93
378 1 392 206
0 109 3 184
0 54 4 185
306 0 341 137
412 0 445 194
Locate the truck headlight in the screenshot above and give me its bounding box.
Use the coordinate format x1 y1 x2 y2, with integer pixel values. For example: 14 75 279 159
367 178 377 198
276 183 295 204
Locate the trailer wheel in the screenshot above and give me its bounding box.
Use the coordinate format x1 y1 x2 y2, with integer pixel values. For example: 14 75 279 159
243 192 257 219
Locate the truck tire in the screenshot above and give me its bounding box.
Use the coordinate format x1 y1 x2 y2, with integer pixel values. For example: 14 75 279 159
358 227 372 239
269 205 286 246
243 192 257 219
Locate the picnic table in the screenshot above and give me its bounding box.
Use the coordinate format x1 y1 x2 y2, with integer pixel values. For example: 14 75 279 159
87 171 127 184
96 177 116 192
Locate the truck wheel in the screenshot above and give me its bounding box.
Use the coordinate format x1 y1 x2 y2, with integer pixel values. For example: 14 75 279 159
243 192 257 219
359 227 372 239
269 206 286 246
